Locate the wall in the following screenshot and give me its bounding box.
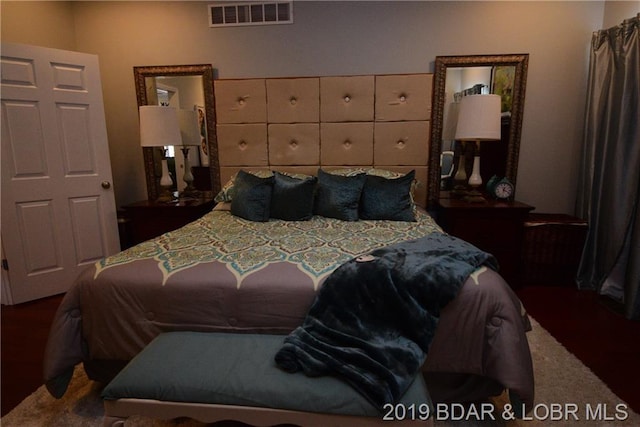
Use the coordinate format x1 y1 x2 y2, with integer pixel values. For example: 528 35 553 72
4 1 637 215
1 1 76 51
603 0 639 27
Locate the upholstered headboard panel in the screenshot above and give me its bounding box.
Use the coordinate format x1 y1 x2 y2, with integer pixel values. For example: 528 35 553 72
214 74 433 207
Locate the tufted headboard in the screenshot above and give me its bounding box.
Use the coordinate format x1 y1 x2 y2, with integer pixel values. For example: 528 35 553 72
213 74 433 208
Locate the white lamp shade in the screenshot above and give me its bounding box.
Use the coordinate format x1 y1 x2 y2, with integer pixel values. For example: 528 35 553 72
139 106 181 147
177 109 202 146
454 94 501 141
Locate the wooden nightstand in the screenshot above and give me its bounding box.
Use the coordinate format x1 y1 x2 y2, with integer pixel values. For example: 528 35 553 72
122 193 216 245
437 198 534 287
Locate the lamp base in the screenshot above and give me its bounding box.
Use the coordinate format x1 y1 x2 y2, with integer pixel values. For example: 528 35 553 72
464 191 487 203
452 142 468 187
156 186 176 203
156 157 176 203
179 147 200 199
179 186 200 199
451 185 468 198
463 145 485 203
468 154 482 188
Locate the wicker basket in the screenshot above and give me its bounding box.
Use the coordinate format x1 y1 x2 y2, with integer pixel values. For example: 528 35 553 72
522 214 587 286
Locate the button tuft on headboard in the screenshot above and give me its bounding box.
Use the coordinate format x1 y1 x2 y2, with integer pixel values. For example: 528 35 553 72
266 78 319 123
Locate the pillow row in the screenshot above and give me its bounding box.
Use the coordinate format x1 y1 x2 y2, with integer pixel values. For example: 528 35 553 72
214 168 416 203
230 170 315 222
228 169 416 222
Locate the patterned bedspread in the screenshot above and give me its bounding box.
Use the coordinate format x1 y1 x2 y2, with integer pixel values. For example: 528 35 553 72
44 207 533 413
96 208 441 289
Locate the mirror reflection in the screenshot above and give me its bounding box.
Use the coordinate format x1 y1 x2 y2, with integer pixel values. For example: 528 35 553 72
427 54 529 207
134 65 220 201
441 65 514 192
145 75 207 194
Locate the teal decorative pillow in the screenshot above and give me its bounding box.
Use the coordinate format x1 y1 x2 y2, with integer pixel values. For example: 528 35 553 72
270 172 317 221
360 170 416 221
230 170 275 222
215 170 273 203
314 169 366 221
326 168 418 206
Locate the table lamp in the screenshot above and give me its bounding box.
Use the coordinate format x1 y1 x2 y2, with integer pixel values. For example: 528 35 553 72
139 105 181 202
177 109 202 197
454 94 501 200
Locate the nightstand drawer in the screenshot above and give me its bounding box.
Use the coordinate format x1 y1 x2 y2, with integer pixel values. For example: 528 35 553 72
449 218 520 247
436 198 534 287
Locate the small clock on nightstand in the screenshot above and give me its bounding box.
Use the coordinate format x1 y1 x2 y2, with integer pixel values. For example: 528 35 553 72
486 175 515 200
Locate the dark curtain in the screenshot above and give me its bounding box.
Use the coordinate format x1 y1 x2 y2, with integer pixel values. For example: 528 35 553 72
576 14 640 320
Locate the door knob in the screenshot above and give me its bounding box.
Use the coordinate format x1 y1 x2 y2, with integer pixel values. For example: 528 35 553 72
101 181 111 189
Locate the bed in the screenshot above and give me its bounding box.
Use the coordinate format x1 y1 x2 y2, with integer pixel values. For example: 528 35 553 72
43 73 534 415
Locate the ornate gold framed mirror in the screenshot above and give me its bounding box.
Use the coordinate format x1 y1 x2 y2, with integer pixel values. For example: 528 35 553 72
427 54 529 208
134 64 220 201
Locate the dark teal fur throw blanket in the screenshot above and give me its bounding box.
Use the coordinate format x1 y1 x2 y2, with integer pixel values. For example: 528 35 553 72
274 233 498 410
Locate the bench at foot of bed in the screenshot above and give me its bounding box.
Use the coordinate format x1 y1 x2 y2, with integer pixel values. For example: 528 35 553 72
101 332 433 427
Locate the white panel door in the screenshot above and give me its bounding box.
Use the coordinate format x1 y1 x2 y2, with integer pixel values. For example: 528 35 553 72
1 42 120 304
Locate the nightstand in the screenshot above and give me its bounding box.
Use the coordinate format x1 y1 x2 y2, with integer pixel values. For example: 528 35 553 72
437 198 534 287
122 193 216 245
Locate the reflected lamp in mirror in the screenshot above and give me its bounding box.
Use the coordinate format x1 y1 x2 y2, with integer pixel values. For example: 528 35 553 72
454 94 501 199
139 105 181 202
177 109 202 198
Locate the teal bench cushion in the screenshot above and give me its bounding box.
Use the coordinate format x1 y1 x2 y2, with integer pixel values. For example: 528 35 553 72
101 332 431 417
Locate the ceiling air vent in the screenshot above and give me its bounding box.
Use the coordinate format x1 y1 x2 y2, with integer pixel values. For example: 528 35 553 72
209 2 293 27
